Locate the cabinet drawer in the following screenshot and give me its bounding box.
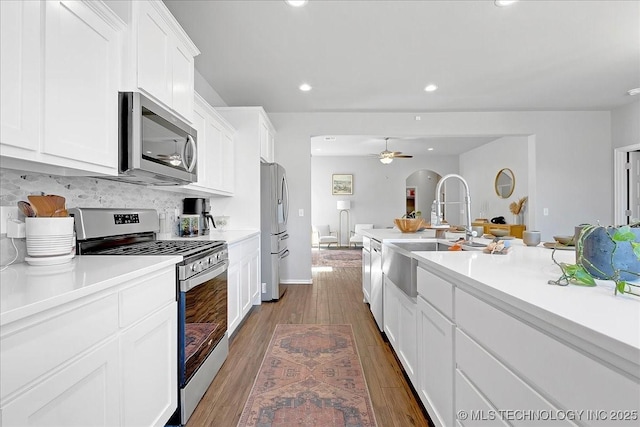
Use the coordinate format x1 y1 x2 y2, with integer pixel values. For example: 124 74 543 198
456 329 572 426
1 293 119 400
456 290 640 421
417 266 453 319
455 369 508 427
119 267 175 329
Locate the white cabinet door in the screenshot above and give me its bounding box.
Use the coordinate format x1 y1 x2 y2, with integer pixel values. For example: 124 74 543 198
172 42 194 122
43 0 119 172
362 248 371 303
1 338 121 427
0 0 40 154
259 113 275 163
121 304 177 427
418 295 454 427
383 276 399 351
205 117 224 190
240 255 252 317
249 246 261 305
397 288 417 384
136 0 172 107
227 261 241 337
221 129 235 193
132 0 197 122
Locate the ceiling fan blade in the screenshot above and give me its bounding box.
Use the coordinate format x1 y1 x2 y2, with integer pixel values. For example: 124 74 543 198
394 154 413 158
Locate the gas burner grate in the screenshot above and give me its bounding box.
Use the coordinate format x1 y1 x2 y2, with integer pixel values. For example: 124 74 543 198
92 240 223 257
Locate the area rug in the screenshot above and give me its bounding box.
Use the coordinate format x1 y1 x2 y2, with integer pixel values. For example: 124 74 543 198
237 324 377 427
312 248 362 268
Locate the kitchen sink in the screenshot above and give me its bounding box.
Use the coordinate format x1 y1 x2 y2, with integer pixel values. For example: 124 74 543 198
383 240 487 298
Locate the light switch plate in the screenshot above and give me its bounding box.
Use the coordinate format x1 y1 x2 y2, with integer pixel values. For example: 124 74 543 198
299 209 304 217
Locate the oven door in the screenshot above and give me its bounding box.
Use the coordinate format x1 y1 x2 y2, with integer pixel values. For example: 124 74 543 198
176 260 228 424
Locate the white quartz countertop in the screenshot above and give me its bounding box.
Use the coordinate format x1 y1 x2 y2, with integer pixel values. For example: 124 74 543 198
0 255 181 326
406 238 640 375
159 229 259 245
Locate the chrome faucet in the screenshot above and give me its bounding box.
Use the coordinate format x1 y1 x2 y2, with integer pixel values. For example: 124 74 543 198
434 174 473 242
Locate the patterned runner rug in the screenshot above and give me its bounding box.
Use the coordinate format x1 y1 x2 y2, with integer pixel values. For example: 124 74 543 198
312 248 362 268
237 324 377 427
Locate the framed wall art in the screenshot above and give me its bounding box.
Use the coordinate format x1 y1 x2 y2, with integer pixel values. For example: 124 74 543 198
332 174 353 195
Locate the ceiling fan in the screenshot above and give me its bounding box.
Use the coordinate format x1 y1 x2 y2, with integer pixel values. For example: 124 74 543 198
377 137 413 164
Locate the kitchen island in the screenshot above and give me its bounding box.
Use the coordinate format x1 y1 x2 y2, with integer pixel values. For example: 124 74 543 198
362 228 640 427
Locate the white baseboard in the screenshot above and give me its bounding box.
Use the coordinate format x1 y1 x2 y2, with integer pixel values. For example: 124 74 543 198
280 279 313 285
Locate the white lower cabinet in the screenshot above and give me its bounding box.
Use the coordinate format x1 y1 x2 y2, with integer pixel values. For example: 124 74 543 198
227 235 260 337
417 295 454 427
0 266 177 427
406 265 640 427
121 304 177 427
383 276 417 384
1 338 121 427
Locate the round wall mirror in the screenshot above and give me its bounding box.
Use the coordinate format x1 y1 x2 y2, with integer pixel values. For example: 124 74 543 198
494 168 515 198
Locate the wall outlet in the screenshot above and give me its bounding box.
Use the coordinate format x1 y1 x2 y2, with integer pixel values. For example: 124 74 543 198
0 206 20 235
543 208 549 216
298 209 304 217
262 283 266 293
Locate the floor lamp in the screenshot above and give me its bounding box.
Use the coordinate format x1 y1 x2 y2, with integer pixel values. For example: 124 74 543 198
337 200 351 247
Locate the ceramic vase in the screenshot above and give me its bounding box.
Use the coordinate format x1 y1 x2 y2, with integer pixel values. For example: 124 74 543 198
577 226 640 281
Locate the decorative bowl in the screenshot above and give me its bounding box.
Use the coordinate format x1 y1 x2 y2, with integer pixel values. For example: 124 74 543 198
553 235 575 246
394 218 425 233
489 228 509 237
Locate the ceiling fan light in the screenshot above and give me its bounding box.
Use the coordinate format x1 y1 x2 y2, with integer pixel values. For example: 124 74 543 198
424 84 438 92
169 158 182 166
380 157 393 164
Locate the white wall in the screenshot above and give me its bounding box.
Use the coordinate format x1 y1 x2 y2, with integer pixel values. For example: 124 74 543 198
460 136 529 226
270 111 612 284
311 155 458 245
611 100 640 149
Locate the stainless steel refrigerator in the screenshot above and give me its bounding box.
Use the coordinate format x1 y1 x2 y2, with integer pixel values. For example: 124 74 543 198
260 162 289 301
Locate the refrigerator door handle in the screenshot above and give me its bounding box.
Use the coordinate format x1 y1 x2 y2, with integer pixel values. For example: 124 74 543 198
282 174 289 226
279 249 290 260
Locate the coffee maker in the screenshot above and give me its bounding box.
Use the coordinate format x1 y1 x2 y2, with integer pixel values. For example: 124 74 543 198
182 198 215 235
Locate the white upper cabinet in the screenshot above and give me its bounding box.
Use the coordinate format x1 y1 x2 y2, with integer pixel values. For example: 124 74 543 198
127 0 199 123
0 0 124 176
0 0 40 155
259 114 276 163
183 93 235 196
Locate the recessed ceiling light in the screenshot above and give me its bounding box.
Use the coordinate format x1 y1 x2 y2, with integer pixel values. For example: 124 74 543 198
285 0 308 7
495 0 519 7
299 83 312 92
428 148 434 151
628 88 640 96
424 84 438 92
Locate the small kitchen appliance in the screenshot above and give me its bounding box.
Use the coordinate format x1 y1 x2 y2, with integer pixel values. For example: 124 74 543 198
182 198 215 235
70 207 227 425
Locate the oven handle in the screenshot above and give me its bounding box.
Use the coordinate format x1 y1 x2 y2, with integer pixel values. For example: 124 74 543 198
180 260 228 293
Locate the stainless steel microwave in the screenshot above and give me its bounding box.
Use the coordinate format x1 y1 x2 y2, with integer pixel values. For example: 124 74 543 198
117 92 197 185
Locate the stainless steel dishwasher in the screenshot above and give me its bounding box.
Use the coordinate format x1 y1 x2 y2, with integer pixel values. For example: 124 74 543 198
370 238 383 331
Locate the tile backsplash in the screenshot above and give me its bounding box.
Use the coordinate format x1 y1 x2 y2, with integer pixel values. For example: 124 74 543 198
1 168 185 212
0 168 188 266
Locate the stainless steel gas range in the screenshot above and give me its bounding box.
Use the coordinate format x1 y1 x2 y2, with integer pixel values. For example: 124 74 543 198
70 207 228 426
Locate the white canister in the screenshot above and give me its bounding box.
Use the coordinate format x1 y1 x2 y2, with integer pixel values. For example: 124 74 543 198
25 217 75 256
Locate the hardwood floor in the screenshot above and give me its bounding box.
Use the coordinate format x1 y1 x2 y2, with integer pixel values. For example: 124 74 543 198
186 267 432 427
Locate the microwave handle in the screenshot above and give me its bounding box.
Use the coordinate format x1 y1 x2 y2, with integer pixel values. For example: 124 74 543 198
183 135 197 173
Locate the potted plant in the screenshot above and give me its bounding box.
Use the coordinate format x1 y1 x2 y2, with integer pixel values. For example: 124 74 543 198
549 222 640 296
